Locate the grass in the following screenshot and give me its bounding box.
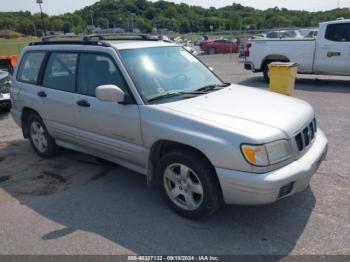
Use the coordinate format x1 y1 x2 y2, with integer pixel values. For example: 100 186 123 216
0 37 39 56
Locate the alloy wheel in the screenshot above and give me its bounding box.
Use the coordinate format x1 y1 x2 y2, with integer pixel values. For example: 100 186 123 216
163 163 204 211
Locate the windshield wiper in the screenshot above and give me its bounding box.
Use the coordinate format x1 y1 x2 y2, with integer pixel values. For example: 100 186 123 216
148 92 187 103
195 83 230 93
148 90 207 103
147 84 230 103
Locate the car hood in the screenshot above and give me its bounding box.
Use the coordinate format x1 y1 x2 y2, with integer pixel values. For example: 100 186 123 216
160 84 314 140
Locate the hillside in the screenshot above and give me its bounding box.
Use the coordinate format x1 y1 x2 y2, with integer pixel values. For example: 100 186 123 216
1 0 350 35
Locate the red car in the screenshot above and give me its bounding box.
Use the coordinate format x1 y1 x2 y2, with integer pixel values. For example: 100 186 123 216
200 39 239 54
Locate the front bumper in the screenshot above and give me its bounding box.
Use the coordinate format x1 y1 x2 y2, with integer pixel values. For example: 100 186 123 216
0 93 11 109
216 129 328 205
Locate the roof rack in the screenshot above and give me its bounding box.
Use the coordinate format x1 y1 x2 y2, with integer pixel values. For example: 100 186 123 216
84 33 161 41
29 33 165 47
29 34 111 47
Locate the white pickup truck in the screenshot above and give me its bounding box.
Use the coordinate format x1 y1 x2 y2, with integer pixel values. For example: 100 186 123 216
244 19 350 82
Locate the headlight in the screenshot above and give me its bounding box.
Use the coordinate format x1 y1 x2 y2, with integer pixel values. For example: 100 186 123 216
241 140 292 167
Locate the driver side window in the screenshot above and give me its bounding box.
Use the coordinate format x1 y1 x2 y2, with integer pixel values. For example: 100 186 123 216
42 52 78 92
77 53 127 97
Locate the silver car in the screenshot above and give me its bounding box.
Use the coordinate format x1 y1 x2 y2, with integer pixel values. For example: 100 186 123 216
11 35 328 219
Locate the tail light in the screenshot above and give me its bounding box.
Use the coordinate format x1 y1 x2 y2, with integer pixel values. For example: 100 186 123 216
245 43 252 57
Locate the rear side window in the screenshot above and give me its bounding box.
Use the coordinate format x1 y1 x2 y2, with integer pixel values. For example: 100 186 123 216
77 53 127 97
325 23 350 42
17 52 46 84
42 52 78 92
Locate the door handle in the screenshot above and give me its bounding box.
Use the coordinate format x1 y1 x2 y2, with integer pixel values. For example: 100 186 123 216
76 100 90 108
37 91 47 98
327 51 341 57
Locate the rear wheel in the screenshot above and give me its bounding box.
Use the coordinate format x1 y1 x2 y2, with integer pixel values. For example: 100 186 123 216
27 114 59 158
263 63 271 83
157 150 222 219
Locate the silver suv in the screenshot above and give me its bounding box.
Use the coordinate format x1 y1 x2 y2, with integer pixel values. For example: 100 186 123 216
11 35 328 219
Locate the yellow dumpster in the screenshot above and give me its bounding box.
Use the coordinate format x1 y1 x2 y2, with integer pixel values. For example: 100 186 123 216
269 62 298 96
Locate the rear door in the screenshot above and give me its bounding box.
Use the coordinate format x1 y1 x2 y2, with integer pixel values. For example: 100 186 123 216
72 52 145 169
314 22 350 74
37 52 78 142
16 51 77 143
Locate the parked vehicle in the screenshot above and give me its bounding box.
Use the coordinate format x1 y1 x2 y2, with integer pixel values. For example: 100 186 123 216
194 36 208 46
265 30 303 39
11 35 328 218
0 70 11 111
201 39 239 54
245 19 350 82
305 29 318 38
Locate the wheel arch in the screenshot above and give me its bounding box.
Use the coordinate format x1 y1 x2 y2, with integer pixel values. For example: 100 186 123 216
147 140 222 194
261 54 290 70
21 107 40 138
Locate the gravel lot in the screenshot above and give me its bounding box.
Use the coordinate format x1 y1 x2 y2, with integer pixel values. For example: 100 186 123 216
0 54 349 255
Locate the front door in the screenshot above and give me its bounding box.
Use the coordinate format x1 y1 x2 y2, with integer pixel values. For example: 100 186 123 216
72 52 145 169
314 22 350 75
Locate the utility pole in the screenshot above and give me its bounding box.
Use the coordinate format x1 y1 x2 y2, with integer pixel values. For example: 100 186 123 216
32 23 37 37
36 0 46 36
90 9 94 27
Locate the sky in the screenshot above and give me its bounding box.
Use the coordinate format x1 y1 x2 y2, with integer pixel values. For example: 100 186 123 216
0 0 349 15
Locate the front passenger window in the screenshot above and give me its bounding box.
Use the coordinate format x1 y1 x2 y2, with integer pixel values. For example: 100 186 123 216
43 53 78 92
77 53 127 97
325 23 350 42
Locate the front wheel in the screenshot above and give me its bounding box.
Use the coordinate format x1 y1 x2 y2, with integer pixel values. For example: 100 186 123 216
156 150 222 219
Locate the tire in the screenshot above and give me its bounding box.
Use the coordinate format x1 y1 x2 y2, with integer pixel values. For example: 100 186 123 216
156 150 222 219
27 113 59 158
263 63 270 83
0 102 10 112
208 48 216 55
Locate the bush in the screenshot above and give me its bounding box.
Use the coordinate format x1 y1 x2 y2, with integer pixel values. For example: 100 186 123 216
7 31 23 39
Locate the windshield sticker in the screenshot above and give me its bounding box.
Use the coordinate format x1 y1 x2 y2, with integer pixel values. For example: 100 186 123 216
180 51 198 63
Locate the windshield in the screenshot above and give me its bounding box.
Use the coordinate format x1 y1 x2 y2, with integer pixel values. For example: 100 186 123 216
119 46 222 102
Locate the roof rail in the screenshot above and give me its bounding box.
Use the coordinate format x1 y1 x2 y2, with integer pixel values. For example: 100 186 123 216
83 33 163 41
29 33 166 47
29 34 111 47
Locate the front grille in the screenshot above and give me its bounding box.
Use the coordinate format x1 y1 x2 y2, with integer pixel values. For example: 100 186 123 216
295 118 317 153
278 182 294 199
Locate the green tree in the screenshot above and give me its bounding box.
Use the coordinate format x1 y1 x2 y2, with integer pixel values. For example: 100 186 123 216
96 17 109 28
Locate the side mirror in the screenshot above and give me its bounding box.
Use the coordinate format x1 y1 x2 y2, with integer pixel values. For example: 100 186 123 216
96 85 125 103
